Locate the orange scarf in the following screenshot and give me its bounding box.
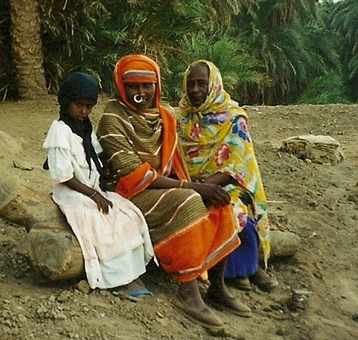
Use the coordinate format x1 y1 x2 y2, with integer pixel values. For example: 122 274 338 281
114 55 189 198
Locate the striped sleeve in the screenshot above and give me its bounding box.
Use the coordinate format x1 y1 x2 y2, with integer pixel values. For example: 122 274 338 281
97 113 142 177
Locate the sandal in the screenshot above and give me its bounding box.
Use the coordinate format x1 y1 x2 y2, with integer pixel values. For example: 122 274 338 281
127 287 153 298
111 279 153 299
173 295 224 330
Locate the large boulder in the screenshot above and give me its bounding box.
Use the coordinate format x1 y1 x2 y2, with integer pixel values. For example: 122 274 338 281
28 228 83 281
0 129 84 280
280 135 344 164
0 171 84 281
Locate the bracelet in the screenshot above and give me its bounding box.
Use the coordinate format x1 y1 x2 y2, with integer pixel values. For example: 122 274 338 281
89 189 97 198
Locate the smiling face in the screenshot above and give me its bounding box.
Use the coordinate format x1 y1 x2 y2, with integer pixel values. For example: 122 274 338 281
124 82 156 110
68 99 95 121
186 63 210 107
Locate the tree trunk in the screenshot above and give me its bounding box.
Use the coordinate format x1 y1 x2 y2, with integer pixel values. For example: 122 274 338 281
9 0 47 99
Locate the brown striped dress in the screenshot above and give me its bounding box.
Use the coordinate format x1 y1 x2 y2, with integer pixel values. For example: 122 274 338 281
97 100 240 282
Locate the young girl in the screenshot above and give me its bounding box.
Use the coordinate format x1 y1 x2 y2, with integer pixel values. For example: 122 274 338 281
43 72 154 290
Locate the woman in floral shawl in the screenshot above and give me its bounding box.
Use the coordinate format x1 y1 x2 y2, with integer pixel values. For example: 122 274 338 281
97 55 251 329
177 60 277 291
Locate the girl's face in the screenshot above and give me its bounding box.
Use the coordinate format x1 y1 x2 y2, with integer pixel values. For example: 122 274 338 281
125 83 156 110
68 99 95 121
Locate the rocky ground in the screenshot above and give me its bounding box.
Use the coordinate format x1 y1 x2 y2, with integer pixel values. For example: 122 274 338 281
0 98 357 340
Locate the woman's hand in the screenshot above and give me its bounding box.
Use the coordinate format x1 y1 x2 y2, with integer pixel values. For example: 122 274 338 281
91 191 113 214
204 172 236 187
190 182 231 207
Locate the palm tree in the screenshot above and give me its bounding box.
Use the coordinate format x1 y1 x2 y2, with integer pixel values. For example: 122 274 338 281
331 0 358 100
233 0 336 104
10 0 47 99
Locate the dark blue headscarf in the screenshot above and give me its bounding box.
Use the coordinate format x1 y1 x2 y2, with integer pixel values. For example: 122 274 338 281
44 72 103 176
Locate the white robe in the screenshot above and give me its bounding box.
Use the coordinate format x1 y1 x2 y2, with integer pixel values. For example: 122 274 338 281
43 120 154 289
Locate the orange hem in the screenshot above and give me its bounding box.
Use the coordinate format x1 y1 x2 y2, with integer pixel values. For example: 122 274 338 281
154 205 240 282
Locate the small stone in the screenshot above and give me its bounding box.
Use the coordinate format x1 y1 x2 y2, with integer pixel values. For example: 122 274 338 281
18 314 27 323
76 280 91 294
49 295 56 302
288 289 312 311
13 160 34 171
53 312 67 320
99 290 110 297
352 313 358 322
270 303 282 311
156 311 164 319
308 200 318 208
276 328 286 336
56 291 70 303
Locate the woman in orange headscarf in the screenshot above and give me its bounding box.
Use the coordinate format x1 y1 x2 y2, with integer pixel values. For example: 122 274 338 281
97 55 250 328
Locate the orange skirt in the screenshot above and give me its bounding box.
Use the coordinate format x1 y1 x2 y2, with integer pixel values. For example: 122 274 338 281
154 204 240 282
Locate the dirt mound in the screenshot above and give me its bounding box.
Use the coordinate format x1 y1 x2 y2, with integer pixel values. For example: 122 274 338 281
1 99 358 339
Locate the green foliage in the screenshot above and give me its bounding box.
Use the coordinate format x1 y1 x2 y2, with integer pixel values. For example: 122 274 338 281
40 0 115 92
331 0 358 101
233 0 339 104
0 0 355 104
164 33 266 103
298 72 351 104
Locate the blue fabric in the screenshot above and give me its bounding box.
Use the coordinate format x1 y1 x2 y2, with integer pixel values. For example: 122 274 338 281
127 288 153 298
224 217 259 278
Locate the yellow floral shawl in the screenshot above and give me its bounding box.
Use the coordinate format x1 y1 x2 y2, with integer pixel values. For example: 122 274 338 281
177 60 271 265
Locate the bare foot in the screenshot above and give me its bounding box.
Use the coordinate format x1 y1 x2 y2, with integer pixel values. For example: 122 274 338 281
250 267 278 292
206 283 251 317
176 280 223 328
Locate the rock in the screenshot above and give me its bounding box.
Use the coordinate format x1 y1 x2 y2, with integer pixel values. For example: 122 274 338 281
76 280 91 294
28 229 84 281
280 135 344 164
288 289 312 311
276 328 287 336
270 230 301 258
56 291 72 303
0 172 85 281
52 311 67 320
0 130 22 162
352 313 358 322
0 183 68 231
0 165 18 211
13 160 34 171
17 314 27 323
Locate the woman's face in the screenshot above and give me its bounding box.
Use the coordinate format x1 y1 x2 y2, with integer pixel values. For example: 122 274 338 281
68 99 95 121
186 63 209 107
125 83 156 110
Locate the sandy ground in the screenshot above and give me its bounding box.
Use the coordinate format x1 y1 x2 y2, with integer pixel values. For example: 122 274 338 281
0 97 358 340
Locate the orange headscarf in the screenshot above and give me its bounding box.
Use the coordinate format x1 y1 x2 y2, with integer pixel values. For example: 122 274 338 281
114 54 160 110
113 55 190 198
